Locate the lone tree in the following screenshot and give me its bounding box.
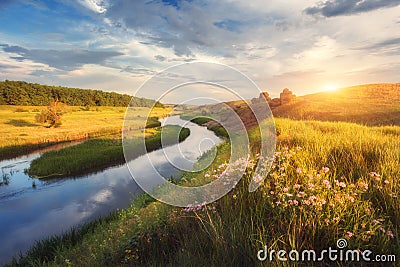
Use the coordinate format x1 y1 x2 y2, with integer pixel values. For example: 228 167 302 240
35 98 66 128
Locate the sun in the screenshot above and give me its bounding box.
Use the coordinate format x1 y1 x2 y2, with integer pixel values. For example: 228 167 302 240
323 84 338 91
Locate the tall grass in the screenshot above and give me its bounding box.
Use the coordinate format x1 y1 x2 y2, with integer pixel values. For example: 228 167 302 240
7 118 400 266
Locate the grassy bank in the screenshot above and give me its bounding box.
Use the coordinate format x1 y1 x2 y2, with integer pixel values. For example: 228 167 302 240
8 118 400 266
27 125 190 178
0 105 171 160
181 116 229 138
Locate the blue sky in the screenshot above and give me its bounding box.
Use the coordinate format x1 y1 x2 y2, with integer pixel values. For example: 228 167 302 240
0 0 399 101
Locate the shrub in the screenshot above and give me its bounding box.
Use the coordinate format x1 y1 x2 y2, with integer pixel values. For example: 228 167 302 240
35 99 66 128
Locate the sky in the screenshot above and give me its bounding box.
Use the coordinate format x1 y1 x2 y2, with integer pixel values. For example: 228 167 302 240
0 0 399 101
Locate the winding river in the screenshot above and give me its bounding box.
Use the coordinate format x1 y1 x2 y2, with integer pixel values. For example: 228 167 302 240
0 116 222 265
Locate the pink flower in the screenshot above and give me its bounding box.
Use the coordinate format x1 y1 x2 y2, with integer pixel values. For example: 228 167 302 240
346 231 353 238
388 231 394 239
293 199 299 205
205 173 210 178
253 174 263 183
294 184 301 189
384 180 389 185
336 181 346 188
322 180 331 188
308 183 315 190
322 167 330 173
270 191 275 195
283 187 289 192
296 167 302 174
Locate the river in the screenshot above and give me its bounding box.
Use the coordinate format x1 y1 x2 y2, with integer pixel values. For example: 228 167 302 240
0 116 222 265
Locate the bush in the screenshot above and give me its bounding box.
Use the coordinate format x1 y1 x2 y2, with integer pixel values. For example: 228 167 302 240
35 99 66 128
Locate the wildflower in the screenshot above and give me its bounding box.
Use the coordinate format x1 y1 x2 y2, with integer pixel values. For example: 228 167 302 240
379 227 386 233
370 172 381 181
308 195 317 201
270 191 275 195
335 181 346 188
296 167 302 174
346 231 353 238
275 201 281 205
232 194 237 200
253 174 263 183
307 183 315 190
384 180 389 185
388 231 394 239
322 180 331 188
204 173 210 178
294 184 301 189
359 182 368 190
283 187 289 192
322 167 330 173
184 204 194 212
293 199 299 205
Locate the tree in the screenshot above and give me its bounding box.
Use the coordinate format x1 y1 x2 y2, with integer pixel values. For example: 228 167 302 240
35 98 66 128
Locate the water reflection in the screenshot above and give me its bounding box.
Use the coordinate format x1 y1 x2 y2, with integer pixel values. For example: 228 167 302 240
0 116 221 264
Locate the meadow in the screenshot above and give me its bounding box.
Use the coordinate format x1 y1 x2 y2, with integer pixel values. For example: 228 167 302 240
273 84 400 125
8 117 400 266
0 105 171 160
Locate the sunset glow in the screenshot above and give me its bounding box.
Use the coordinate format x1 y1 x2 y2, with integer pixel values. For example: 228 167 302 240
323 84 339 91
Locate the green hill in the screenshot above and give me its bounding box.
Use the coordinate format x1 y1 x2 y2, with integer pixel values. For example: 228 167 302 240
272 83 400 125
0 80 162 107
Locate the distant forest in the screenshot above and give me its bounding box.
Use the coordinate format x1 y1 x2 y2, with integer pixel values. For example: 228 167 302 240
0 80 163 107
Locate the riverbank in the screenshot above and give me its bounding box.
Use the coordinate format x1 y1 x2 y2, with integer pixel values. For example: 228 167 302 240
7 118 400 266
0 105 171 160
27 125 190 178
180 115 229 138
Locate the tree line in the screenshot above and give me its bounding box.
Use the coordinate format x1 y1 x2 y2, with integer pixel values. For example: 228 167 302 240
0 80 163 107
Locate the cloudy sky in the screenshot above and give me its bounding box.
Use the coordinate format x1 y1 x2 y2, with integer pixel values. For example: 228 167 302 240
0 0 399 101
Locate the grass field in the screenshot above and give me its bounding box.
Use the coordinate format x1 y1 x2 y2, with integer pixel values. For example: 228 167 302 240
0 105 171 160
273 83 400 125
8 117 400 266
27 125 190 178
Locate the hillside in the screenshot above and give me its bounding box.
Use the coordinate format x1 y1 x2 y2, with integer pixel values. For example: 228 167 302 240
195 83 400 128
0 80 162 107
272 83 400 126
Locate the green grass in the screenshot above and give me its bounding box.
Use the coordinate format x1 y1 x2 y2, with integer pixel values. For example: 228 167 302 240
27 125 190 178
0 105 171 160
8 118 400 266
181 115 229 139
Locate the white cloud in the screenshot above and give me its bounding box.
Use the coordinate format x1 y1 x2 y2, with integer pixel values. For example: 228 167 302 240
77 0 107 13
